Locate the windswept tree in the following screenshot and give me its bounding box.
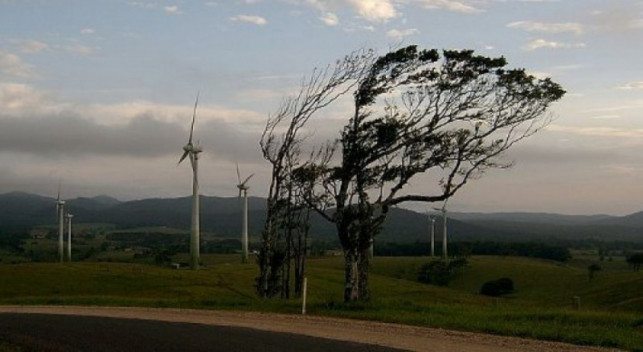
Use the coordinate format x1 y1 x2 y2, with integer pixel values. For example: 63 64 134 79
262 45 565 303
306 46 565 302
256 49 374 298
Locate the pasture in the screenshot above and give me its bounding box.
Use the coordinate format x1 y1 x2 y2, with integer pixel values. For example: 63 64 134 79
0 255 641 350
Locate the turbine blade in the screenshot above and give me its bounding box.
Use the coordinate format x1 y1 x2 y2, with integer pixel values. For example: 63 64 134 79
241 173 254 187
236 163 241 184
178 150 190 165
188 93 199 145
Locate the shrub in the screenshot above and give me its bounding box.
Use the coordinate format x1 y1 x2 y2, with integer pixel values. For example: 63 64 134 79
417 258 469 286
417 260 451 286
480 277 514 297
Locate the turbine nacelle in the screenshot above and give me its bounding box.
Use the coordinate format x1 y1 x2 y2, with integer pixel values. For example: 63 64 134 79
182 143 203 153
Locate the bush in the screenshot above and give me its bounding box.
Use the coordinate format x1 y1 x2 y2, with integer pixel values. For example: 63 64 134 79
417 258 469 286
480 277 514 297
418 260 451 286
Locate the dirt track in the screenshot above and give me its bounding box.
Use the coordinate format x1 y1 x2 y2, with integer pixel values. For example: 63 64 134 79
0 306 623 351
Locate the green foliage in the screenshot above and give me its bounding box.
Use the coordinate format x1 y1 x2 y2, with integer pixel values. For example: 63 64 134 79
452 241 572 262
587 263 602 280
0 232 28 253
627 253 643 271
417 258 469 286
418 260 451 286
480 277 514 297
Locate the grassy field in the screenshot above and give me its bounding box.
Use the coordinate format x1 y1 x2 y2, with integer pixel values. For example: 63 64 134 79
0 255 641 350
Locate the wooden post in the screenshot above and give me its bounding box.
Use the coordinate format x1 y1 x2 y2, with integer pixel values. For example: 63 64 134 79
302 277 308 315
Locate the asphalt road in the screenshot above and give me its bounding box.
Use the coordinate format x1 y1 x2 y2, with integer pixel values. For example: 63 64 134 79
0 313 405 352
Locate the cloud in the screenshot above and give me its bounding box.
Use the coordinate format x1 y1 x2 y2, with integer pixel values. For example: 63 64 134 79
126 1 160 10
588 5 643 33
547 124 643 139
11 39 49 54
0 51 36 78
413 0 481 14
64 44 95 56
617 81 643 90
347 0 397 21
126 1 182 15
0 83 58 113
163 5 181 15
507 21 583 34
296 0 397 22
386 28 420 39
230 14 267 25
80 27 96 35
0 110 260 162
523 39 586 51
589 114 620 120
320 12 339 26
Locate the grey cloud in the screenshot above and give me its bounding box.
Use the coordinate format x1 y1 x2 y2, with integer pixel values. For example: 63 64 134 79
0 112 261 162
508 143 621 165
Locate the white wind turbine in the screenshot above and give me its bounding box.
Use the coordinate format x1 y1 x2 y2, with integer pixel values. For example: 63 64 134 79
56 185 65 263
178 95 203 270
236 164 254 264
433 200 449 259
66 212 73 261
428 212 436 258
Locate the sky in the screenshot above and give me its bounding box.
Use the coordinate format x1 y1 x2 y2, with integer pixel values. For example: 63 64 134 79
0 0 642 216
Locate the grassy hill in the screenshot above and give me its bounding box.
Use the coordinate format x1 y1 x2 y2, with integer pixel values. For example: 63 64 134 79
0 255 640 350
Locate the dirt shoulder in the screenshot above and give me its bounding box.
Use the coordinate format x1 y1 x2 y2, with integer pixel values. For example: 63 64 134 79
0 306 622 352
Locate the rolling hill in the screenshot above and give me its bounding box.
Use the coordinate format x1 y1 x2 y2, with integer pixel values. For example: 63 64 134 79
1 192 642 243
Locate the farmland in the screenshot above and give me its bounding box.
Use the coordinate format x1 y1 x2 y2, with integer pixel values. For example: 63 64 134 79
0 254 641 350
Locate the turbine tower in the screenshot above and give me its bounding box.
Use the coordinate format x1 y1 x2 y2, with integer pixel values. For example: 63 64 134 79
178 94 202 270
56 186 65 263
433 201 448 259
66 212 73 261
236 164 254 264
429 213 436 258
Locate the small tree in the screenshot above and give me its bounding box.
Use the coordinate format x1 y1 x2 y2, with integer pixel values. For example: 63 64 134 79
257 49 374 298
626 253 643 271
588 263 602 280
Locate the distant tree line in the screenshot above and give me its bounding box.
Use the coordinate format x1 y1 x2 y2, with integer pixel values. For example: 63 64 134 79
375 240 572 262
627 253 643 271
0 231 28 253
563 239 643 251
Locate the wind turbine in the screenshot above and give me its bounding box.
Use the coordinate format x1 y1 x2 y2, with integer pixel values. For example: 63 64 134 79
428 213 436 258
236 164 254 264
178 94 202 270
433 201 448 259
66 212 73 261
56 185 65 263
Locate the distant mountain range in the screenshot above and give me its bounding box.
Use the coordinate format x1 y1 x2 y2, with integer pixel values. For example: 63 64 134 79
1 191 642 243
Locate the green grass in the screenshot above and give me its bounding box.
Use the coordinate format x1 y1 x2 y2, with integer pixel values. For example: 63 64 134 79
0 255 641 351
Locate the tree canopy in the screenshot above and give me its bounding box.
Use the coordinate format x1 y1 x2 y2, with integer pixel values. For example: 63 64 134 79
260 45 565 302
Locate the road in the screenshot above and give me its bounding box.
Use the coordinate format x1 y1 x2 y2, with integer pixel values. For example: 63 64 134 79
0 306 623 352
0 313 402 352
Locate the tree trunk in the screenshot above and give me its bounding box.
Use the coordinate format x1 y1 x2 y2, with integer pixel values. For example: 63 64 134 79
357 246 370 300
343 249 363 302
